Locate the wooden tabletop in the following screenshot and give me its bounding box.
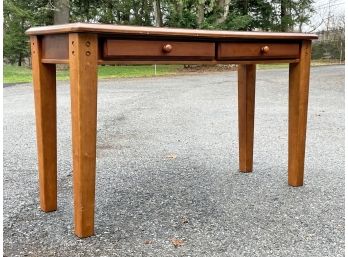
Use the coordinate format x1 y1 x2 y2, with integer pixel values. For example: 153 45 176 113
26 23 318 40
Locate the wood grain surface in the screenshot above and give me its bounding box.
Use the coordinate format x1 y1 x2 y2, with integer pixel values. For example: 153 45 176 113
218 42 300 60
30 36 58 212
288 40 312 187
26 23 318 40
103 39 215 60
69 33 98 237
238 64 256 173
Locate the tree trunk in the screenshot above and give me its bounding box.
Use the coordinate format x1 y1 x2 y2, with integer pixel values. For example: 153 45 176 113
173 0 183 19
54 0 69 24
216 0 232 24
197 0 205 27
280 0 288 32
107 1 114 23
299 20 303 32
242 0 248 15
116 10 121 23
18 52 22 66
143 0 152 25
153 0 163 27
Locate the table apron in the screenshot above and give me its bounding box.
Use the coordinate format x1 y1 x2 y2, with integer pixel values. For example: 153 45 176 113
39 34 302 64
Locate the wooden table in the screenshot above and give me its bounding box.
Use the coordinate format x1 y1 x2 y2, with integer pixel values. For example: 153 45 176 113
26 23 318 238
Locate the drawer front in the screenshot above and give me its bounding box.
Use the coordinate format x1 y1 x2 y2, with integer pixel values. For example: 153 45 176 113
104 40 215 60
217 42 300 60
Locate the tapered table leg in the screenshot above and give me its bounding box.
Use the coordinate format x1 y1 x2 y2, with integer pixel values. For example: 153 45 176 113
69 33 98 237
238 64 256 173
30 36 57 212
288 41 312 187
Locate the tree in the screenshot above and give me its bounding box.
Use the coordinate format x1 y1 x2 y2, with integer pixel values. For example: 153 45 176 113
165 0 198 28
196 0 205 27
4 0 53 65
69 0 99 22
273 0 314 32
216 0 232 24
153 0 163 27
54 0 70 24
4 0 317 66
280 0 288 31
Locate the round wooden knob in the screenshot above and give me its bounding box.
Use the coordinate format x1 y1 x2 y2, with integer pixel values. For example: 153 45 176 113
261 46 270 54
162 44 173 53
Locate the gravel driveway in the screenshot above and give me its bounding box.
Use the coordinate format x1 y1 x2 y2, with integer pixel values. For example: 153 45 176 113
3 65 344 256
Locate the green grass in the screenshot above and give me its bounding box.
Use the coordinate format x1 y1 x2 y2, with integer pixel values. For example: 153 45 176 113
4 60 343 84
4 64 182 84
257 60 344 70
97 65 181 79
257 63 289 69
4 65 37 84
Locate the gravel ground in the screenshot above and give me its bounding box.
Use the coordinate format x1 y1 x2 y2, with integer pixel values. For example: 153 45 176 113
3 65 344 257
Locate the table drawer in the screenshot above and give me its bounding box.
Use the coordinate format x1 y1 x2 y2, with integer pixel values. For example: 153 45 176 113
217 42 300 60
103 40 215 60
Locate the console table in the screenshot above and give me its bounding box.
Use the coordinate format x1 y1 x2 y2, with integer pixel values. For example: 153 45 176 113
26 23 318 238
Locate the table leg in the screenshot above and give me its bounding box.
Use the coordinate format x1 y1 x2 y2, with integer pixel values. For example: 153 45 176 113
288 41 312 187
69 33 98 237
30 36 57 212
238 64 256 173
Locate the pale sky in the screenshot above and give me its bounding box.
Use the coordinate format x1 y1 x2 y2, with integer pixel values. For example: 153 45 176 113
306 0 345 32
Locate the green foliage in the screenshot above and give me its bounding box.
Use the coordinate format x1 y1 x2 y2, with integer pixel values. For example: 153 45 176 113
247 0 274 31
290 0 315 31
70 0 153 25
312 41 345 60
3 16 28 65
4 0 53 65
219 15 253 30
3 0 318 66
166 8 198 28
